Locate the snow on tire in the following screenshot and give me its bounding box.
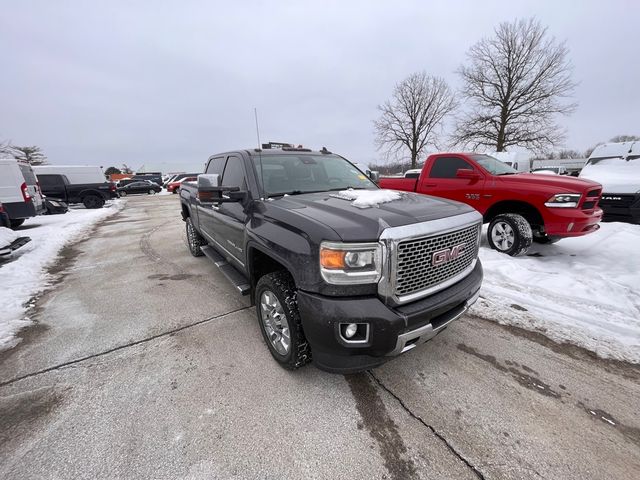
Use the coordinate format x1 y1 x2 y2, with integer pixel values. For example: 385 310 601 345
487 213 532 257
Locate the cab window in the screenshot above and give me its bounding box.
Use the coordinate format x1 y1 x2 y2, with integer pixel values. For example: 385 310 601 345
429 157 474 178
206 156 226 176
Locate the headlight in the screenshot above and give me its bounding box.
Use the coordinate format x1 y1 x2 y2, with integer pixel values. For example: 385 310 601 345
544 193 582 208
320 241 382 285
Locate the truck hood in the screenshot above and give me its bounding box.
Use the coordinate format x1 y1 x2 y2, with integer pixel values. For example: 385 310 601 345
266 190 475 242
579 165 640 194
496 173 601 192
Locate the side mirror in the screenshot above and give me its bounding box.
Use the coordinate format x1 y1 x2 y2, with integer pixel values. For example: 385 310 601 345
368 171 380 182
197 174 243 203
456 168 480 180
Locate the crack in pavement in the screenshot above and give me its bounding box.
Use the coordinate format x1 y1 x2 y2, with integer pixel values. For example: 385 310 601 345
0 306 252 389
368 371 487 480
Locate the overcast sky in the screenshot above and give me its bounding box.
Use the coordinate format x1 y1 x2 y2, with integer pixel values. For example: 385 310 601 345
1 0 638 172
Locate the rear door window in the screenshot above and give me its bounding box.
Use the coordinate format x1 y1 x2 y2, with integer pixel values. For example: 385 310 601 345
206 157 226 176
19 164 38 185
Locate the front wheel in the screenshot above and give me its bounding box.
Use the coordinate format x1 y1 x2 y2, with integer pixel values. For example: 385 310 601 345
487 213 532 256
185 217 206 257
255 271 311 370
148 189 156 195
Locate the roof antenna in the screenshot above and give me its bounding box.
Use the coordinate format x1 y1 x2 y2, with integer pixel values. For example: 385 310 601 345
254 107 267 200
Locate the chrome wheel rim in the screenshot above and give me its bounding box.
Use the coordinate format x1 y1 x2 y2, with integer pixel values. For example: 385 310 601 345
491 221 515 251
260 290 290 355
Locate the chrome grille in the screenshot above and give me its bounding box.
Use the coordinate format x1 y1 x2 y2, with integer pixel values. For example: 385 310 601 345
395 224 480 297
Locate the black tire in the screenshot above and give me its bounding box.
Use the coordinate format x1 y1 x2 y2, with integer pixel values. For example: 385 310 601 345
119 191 127 197
172 189 178 194
487 213 532 256
148 189 156 195
10 219 25 229
255 271 311 370
185 217 206 257
83 195 105 209
533 234 561 244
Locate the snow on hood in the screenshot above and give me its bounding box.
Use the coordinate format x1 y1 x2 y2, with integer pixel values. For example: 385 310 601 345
330 189 403 208
580 158 640 194
0 227 18 248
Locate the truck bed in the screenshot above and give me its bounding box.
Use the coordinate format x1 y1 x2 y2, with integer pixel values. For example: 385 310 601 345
377 177 417 192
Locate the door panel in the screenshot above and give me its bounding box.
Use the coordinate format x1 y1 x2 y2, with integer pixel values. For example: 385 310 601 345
421 156 486 212
213 155 248 268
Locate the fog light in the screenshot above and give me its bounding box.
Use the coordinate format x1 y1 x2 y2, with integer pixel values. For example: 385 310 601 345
344 323 358 338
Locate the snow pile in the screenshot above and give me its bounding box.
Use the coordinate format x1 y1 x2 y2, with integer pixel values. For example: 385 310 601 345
0 201 124 351
472 222 640 363
331 189 403 208
0 227 18 247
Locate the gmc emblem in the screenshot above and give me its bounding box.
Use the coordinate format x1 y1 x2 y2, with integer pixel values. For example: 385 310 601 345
432 243 466 266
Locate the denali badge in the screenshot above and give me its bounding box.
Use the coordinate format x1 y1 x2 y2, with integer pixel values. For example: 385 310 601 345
432 243 466 266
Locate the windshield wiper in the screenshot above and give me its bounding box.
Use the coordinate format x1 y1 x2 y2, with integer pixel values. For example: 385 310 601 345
497 172 517 175
326 186 368 191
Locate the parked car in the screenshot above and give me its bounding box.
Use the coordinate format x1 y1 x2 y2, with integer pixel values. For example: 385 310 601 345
33 165 106 183
117 180 162 196
36 173 117 208
167 176 197 193
531 166 568 175
165 173 199 190
43 198 69 215
0 226 31 260
180 147 483 373
0 202 10 228
118 174 163 187
579 141 640 223
378 153 603 256
0 158 45 228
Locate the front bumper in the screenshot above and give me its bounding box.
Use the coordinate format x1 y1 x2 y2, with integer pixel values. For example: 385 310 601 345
543 206 603 237
297 261 483 373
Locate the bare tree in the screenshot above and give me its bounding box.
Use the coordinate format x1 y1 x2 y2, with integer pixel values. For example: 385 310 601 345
0 140 13 159
8 145 48 165
454 18 577 153
609 134 640 143
374 72 457 169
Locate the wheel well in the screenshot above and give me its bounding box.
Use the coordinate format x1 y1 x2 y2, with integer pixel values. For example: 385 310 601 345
181 204 190 221
484 201 543 228
249 248 290 289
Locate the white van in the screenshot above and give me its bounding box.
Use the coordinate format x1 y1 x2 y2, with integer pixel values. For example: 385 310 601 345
579 141 640 223
0 159 45 228
490 151 532 172
33 165 106 184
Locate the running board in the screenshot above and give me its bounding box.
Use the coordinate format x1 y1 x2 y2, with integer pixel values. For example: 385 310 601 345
200 245 251 296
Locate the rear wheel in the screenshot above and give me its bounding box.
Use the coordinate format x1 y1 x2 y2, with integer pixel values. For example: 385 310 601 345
487 213 532 256
255 271 311 370
148 189 156 195
186 217 205 257
119 191 127 197
83 195 105 209
10 219 25 229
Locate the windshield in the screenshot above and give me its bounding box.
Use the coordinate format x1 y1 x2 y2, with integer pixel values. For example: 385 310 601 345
470 154 518 175
585 156 640 167
252 154 377 196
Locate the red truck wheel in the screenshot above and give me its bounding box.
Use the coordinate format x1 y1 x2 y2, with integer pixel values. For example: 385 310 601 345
487 213 532 256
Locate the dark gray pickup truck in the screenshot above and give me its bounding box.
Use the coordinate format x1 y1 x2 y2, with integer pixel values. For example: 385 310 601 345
180 147 483 373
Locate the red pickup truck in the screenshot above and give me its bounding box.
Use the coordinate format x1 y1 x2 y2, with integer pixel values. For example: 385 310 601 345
378 153 603 256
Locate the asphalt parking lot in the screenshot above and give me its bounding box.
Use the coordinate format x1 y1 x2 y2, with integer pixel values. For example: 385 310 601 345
1 195 639 480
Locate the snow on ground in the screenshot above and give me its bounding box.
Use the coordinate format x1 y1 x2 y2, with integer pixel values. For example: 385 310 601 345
0 200 124 351
331 189 403 208
472 222 640 364
0 227 18 246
